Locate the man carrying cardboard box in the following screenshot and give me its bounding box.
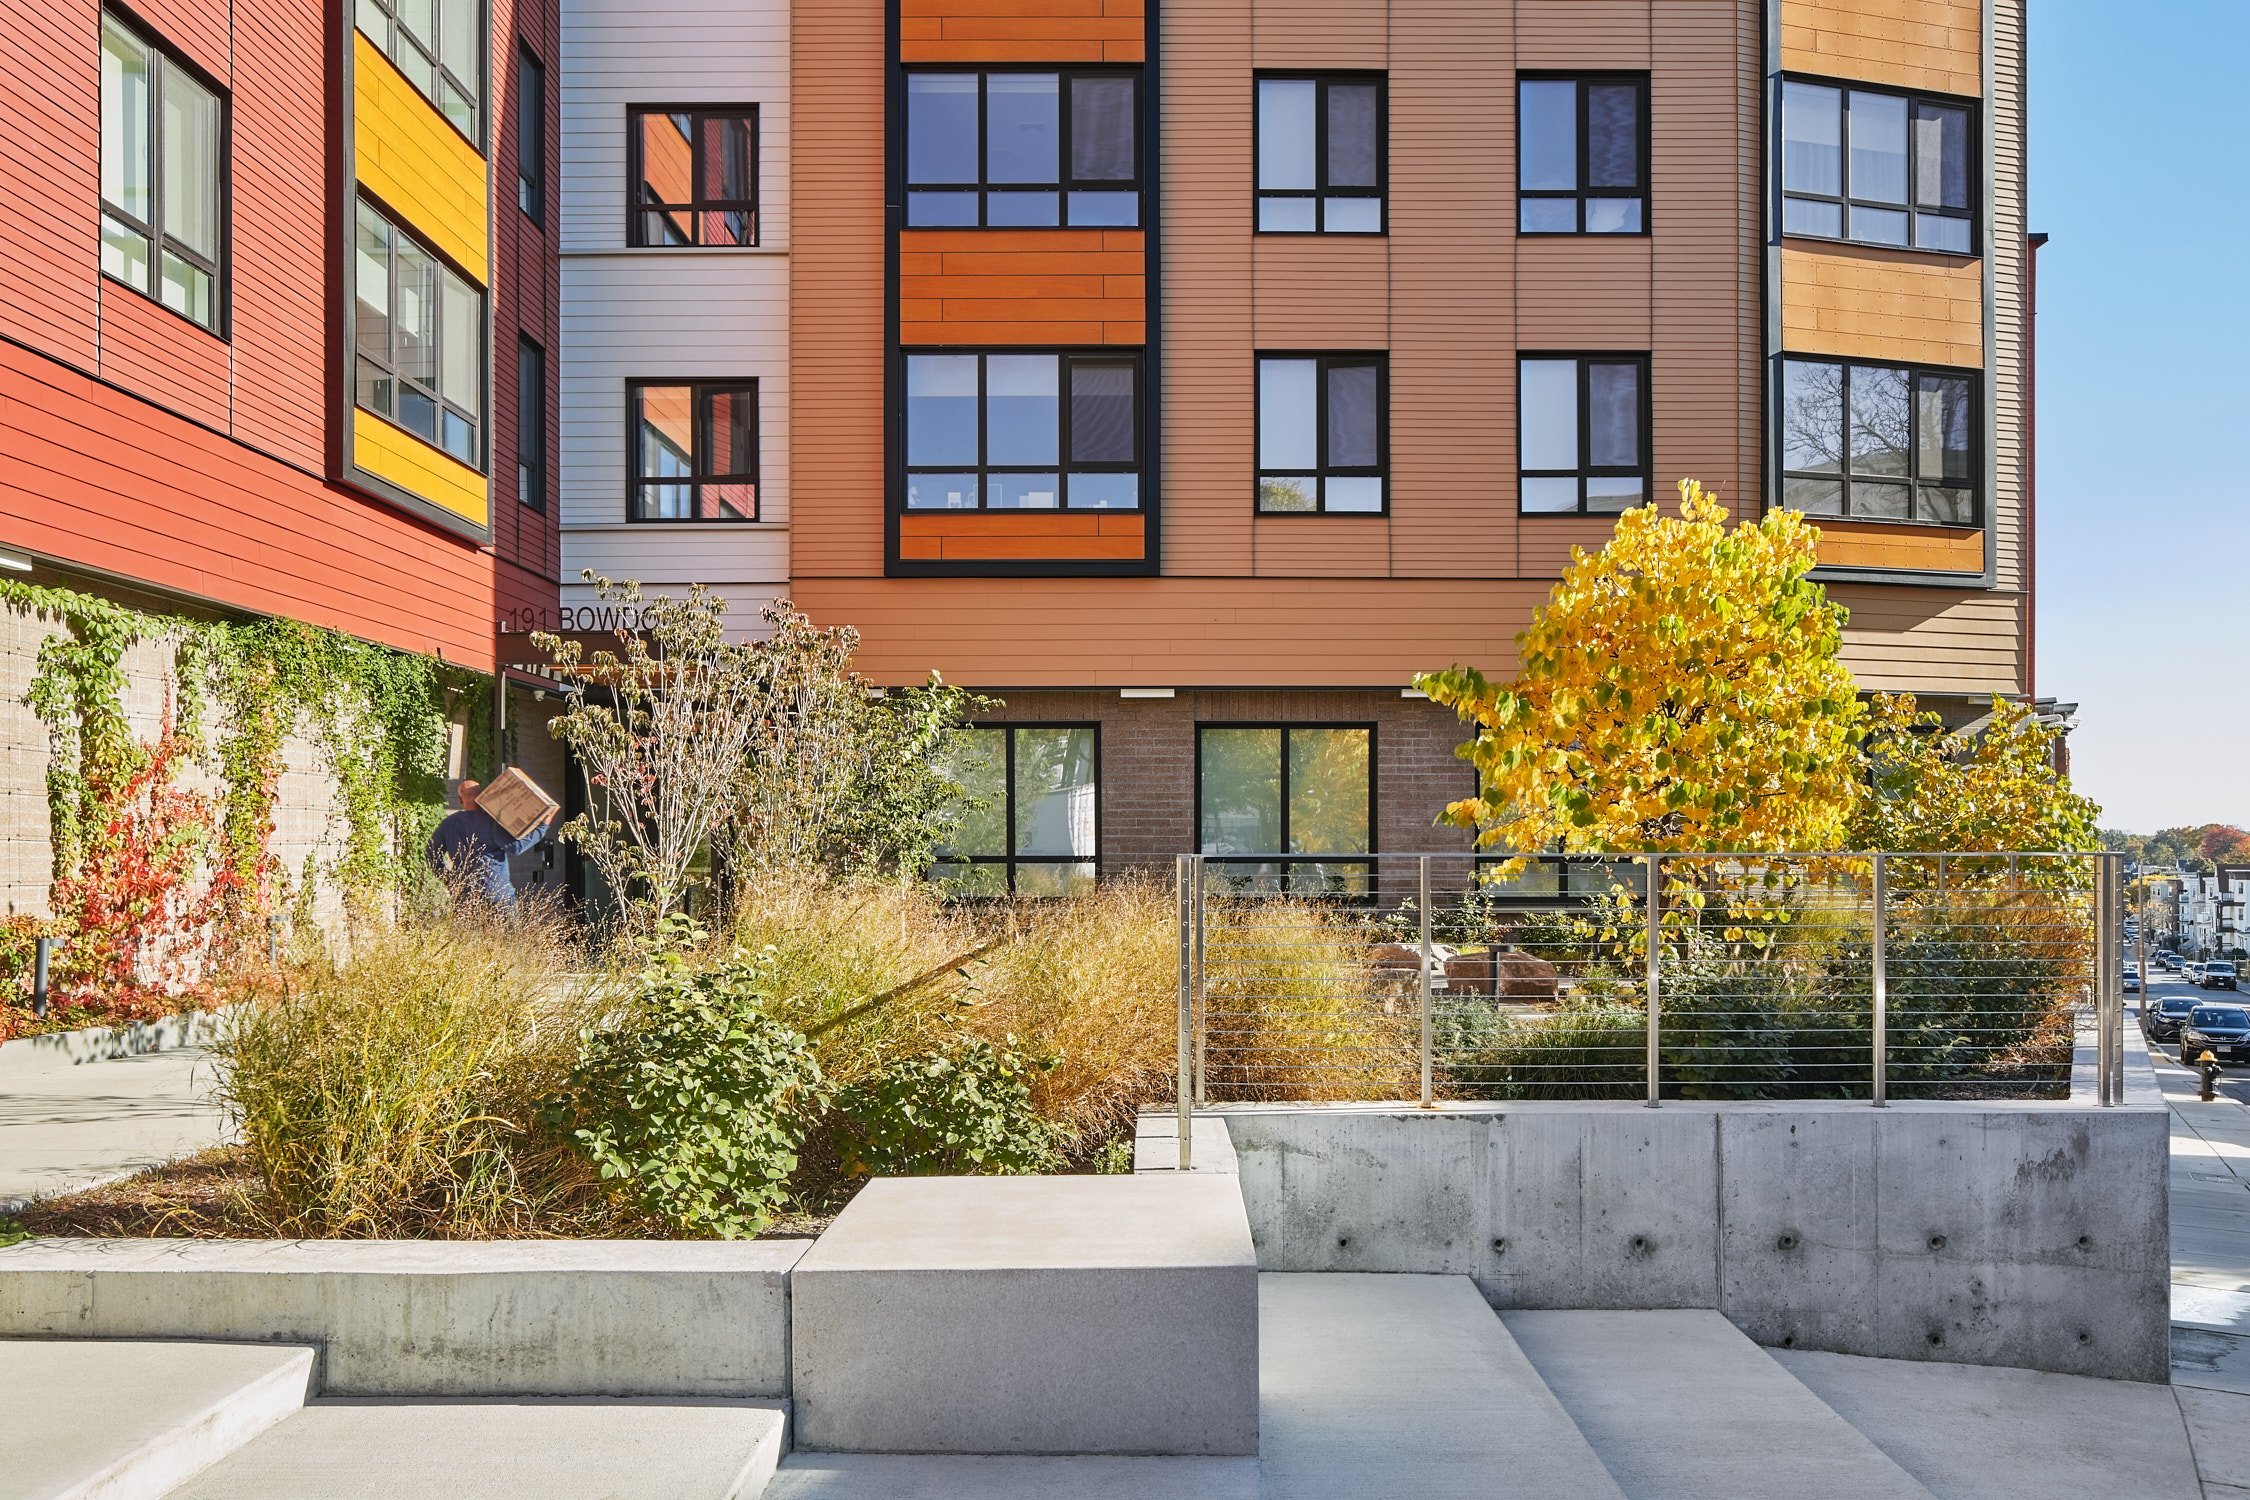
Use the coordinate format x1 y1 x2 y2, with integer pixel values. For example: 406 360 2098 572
426 772 557 907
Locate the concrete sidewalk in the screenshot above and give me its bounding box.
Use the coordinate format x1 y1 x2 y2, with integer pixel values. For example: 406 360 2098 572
0 1046 226 1212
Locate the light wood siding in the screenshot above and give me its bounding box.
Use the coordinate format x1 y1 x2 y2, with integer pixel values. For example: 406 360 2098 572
353 32 491 283
790 0 886 578
1780 244 1982 366
1835 584 2021 694
901 0 1144 63
560 0 791 628
899 229 1144 345
1780 0 1981 97
1817 519 1981 573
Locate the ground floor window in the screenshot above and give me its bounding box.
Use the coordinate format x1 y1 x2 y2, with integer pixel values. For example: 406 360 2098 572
1197 724 1373 893
935 724 1099 895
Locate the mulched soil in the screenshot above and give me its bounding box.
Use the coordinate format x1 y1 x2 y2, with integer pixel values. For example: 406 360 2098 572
3 1148 837 1242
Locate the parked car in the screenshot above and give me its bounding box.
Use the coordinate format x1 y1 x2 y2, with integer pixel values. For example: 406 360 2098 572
2186 963 2207 985
2181 1004 2250 1067
2145 995 2199 1043
2204 961 2239 991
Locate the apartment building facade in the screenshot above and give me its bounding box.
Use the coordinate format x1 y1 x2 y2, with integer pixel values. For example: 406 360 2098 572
0 0 560 673
774 0 2035 887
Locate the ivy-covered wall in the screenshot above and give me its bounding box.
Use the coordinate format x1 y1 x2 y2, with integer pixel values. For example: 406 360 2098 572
0 585 480 938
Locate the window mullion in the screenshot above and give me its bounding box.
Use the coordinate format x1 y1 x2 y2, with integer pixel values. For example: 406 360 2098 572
1313 357 1329 511
1278 728 1292 862
1575 79 1589 233
976 76 989 227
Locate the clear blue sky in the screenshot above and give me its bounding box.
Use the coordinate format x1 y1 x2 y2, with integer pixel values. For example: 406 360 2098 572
2033 2 2250 833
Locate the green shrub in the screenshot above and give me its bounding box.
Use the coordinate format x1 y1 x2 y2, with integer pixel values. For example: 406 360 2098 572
550 948 827 1237
831 1034 1061 1178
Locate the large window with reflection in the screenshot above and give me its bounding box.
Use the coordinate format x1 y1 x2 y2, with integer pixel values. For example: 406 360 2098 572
1197 725 1373 894
356 0 481 137
628 380 757 521
1255 74 1385 234
629 107 757 246
904 351 1141 511
1518 353 1649 515
906 70 1140 228
101 11 225 333
1517 74 1647 234
1257 354 1386 513
1779 78 1974 254
935 725 1100 895
1777 356 1978 526
355 199 483 465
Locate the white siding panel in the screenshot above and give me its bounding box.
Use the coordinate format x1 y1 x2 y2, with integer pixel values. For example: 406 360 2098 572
561 0 790 253
559 0 789 631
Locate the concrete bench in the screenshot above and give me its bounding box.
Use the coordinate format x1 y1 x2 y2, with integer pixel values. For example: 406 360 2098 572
790 1174 1259 1456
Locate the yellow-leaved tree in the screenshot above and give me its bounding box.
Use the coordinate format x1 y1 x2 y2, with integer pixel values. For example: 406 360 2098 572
1852 692 2100 855
1415 479 1865 859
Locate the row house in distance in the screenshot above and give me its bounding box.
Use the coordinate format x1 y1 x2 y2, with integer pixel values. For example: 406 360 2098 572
778 0 2037 891
0 0 561 765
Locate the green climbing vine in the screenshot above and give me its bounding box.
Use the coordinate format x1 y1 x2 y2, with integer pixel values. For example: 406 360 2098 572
1 579 476 940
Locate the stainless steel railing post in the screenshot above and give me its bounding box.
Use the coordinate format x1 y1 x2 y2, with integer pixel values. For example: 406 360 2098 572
1176 854 1194 1168
2095 853 2114 1107
1645 854 1661 1109
1419 855 1434 1108
1192 855 1208 1107
1872 852 1888 1108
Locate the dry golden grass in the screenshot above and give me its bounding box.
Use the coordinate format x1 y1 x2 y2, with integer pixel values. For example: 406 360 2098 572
1199 900 1419 1102
214 899 633 1239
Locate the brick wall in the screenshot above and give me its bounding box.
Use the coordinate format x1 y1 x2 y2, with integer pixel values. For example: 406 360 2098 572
975 687 1478 874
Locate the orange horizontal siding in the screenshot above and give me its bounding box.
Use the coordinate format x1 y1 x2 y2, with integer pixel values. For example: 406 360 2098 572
898 0 1144 61
900 511 1146 561
897 227 1145 346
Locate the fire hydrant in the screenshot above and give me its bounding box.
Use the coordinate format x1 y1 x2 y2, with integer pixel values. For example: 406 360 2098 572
2198 1050 2222 1102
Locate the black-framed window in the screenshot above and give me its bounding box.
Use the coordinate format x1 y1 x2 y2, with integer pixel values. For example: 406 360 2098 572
1780 78 1974 254
1197 725 1374 894
1518 74 1648 235
354 198 483 466
1518 354 1649 514
1257 354 1386 514
100 11 225 334
356 0 481 138
934 724 1100 896
905 70 1140 228
629 107 758 247
1777 356 1978 526
516 335 545 510
904 350 1140 512
517 44 544 223
628 380 757 521
1255 74 1385 234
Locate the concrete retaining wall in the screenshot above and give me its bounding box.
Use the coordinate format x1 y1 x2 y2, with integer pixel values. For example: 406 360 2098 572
0 1239 807 1397
1219 1097 2171 1382
0 1007 235 1080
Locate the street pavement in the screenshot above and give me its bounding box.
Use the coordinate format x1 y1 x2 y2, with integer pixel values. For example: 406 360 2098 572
0 1046 225 1213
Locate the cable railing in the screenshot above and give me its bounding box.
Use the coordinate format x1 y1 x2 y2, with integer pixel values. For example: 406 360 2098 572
1167 851 2127 1168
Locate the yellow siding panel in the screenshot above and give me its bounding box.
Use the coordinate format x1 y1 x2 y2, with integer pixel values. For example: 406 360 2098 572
355 414 490 528
352 30 489 283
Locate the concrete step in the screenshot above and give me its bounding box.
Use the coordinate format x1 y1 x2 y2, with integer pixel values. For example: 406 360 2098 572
161 1398 788 1500
0 1338 313 1500
1503 1310 1936 1500
1772 1346 2207 1500
763 1454 1259 1499
1257 1273 1626 1500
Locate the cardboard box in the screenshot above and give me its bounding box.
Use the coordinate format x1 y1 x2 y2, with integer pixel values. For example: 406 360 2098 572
478 766 558 841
